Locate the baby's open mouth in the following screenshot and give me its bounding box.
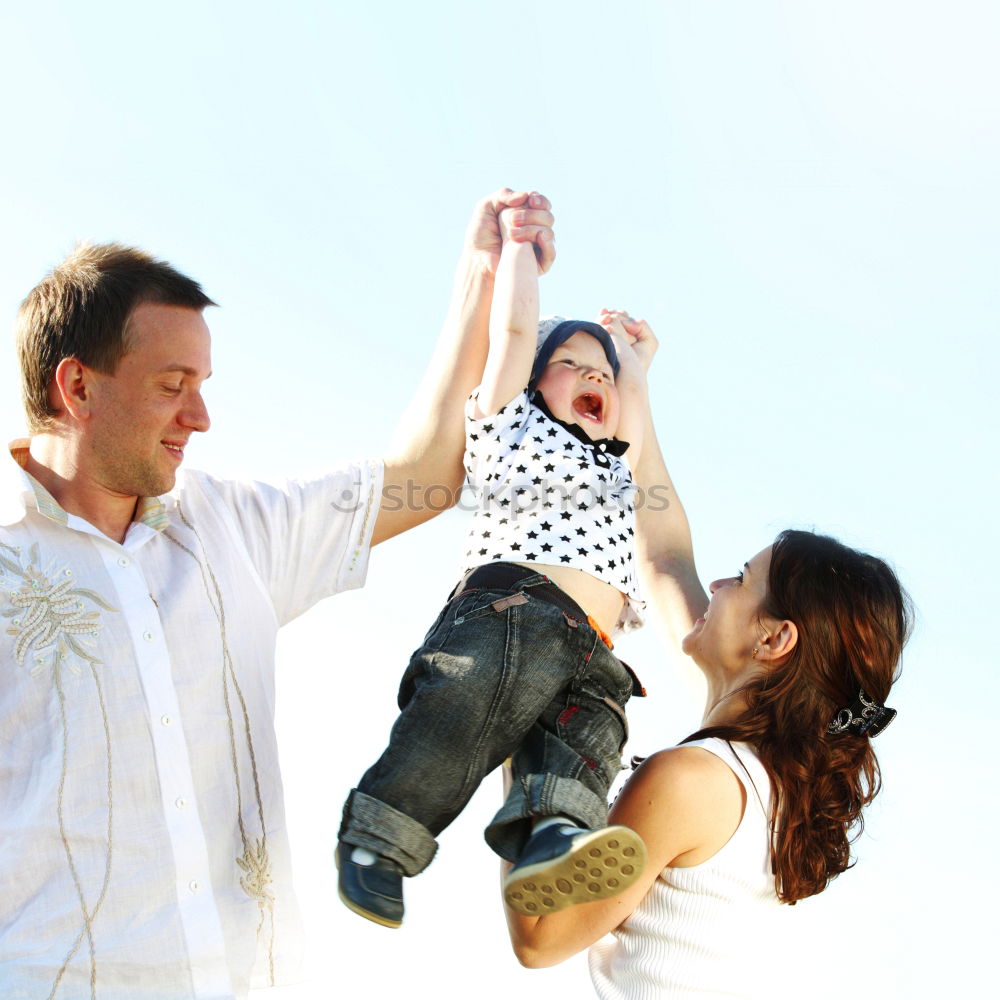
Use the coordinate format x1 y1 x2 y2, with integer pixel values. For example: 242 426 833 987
573 392 604 423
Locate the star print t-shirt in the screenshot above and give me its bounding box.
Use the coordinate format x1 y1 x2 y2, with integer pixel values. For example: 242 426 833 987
461 389 643 632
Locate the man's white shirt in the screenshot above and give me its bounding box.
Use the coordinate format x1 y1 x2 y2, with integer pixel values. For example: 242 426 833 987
0 443 381 999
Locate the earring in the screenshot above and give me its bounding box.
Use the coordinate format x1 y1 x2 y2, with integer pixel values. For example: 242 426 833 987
751 647 759 660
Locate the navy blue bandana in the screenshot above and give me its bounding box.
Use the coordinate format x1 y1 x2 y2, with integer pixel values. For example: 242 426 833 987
528 320 621 391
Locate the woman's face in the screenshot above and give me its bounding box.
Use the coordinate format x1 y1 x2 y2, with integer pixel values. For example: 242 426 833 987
682 546 773 668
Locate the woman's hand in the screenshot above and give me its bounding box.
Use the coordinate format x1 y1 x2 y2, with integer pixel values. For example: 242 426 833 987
599 308 658 372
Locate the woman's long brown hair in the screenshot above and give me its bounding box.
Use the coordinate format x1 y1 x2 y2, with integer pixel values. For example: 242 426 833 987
685 529 912 903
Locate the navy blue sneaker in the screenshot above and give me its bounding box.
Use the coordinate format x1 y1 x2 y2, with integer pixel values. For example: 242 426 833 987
336 842 404 928
503 824 647 915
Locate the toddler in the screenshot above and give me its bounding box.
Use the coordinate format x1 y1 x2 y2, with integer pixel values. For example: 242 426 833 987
337 212 655 927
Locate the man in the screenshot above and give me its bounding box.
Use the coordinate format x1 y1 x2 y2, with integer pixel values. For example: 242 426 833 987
0 190 554 999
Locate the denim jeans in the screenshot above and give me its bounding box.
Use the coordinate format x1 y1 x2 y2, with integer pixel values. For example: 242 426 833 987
338 571 640 876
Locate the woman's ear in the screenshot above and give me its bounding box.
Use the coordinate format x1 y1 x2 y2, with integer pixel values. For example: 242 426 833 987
757 619 798 663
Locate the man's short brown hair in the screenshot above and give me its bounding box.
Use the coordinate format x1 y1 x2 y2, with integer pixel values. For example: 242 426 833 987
16 242 217 432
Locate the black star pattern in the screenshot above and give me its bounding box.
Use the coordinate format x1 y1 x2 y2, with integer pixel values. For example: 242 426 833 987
463 398 640 594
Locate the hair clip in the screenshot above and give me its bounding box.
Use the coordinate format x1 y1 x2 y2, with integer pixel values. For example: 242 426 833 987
827 687 897 738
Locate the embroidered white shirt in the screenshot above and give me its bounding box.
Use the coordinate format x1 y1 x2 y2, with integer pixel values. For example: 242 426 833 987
0 442 381 1000
462 390 643 631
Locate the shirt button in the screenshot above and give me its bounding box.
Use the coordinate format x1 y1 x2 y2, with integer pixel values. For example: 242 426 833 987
175 797 187 810
160 715 173 726
118 557 130 568
143 631 154 642
188 879 200 893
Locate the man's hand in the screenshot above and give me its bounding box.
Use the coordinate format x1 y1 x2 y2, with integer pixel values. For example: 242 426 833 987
599 308 658 372
464 188 556 276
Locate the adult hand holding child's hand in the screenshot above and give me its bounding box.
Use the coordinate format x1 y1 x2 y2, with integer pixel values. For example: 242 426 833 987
464 188 556 275
599 308 658 372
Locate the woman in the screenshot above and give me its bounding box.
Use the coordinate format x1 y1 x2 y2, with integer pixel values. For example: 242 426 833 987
503 313 912 998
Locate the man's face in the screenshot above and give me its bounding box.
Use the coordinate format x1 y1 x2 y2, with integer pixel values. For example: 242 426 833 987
84 302 212 499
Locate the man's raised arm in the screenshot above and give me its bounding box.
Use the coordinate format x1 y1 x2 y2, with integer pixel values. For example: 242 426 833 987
373 189 554 545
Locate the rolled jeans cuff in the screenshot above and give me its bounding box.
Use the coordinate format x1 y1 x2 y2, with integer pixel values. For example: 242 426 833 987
339 789 437 877
484 772 610 862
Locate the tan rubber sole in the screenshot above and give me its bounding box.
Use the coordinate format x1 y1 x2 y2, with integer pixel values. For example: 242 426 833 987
337 887 403 929
503 825 647 915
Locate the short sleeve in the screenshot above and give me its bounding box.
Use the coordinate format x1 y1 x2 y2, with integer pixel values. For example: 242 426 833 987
464 389 530 491
181 460 383 625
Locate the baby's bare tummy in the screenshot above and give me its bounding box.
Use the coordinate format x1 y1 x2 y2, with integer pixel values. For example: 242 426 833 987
513 562 624 638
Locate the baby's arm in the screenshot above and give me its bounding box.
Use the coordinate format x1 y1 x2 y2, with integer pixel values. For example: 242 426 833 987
375 191 552 543
599 309 657 464
473 211 543 418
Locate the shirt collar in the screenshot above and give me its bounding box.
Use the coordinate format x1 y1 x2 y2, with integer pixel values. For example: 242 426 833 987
2 439 171 532
529 392 631 462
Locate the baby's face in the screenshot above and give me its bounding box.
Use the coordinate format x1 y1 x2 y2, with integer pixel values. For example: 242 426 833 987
534 331 620 440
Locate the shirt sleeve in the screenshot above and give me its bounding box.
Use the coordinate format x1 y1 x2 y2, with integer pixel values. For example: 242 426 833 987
186 460 383 625
464 389 529 492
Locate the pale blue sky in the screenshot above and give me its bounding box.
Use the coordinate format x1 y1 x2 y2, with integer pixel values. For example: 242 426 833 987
1 2 996 997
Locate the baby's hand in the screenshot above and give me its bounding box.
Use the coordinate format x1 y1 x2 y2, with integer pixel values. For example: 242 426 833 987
599 309 658 372
497 207 521 245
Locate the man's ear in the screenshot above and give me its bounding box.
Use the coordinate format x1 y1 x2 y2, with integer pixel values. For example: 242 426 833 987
51 358 95 421
757 619 798 663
